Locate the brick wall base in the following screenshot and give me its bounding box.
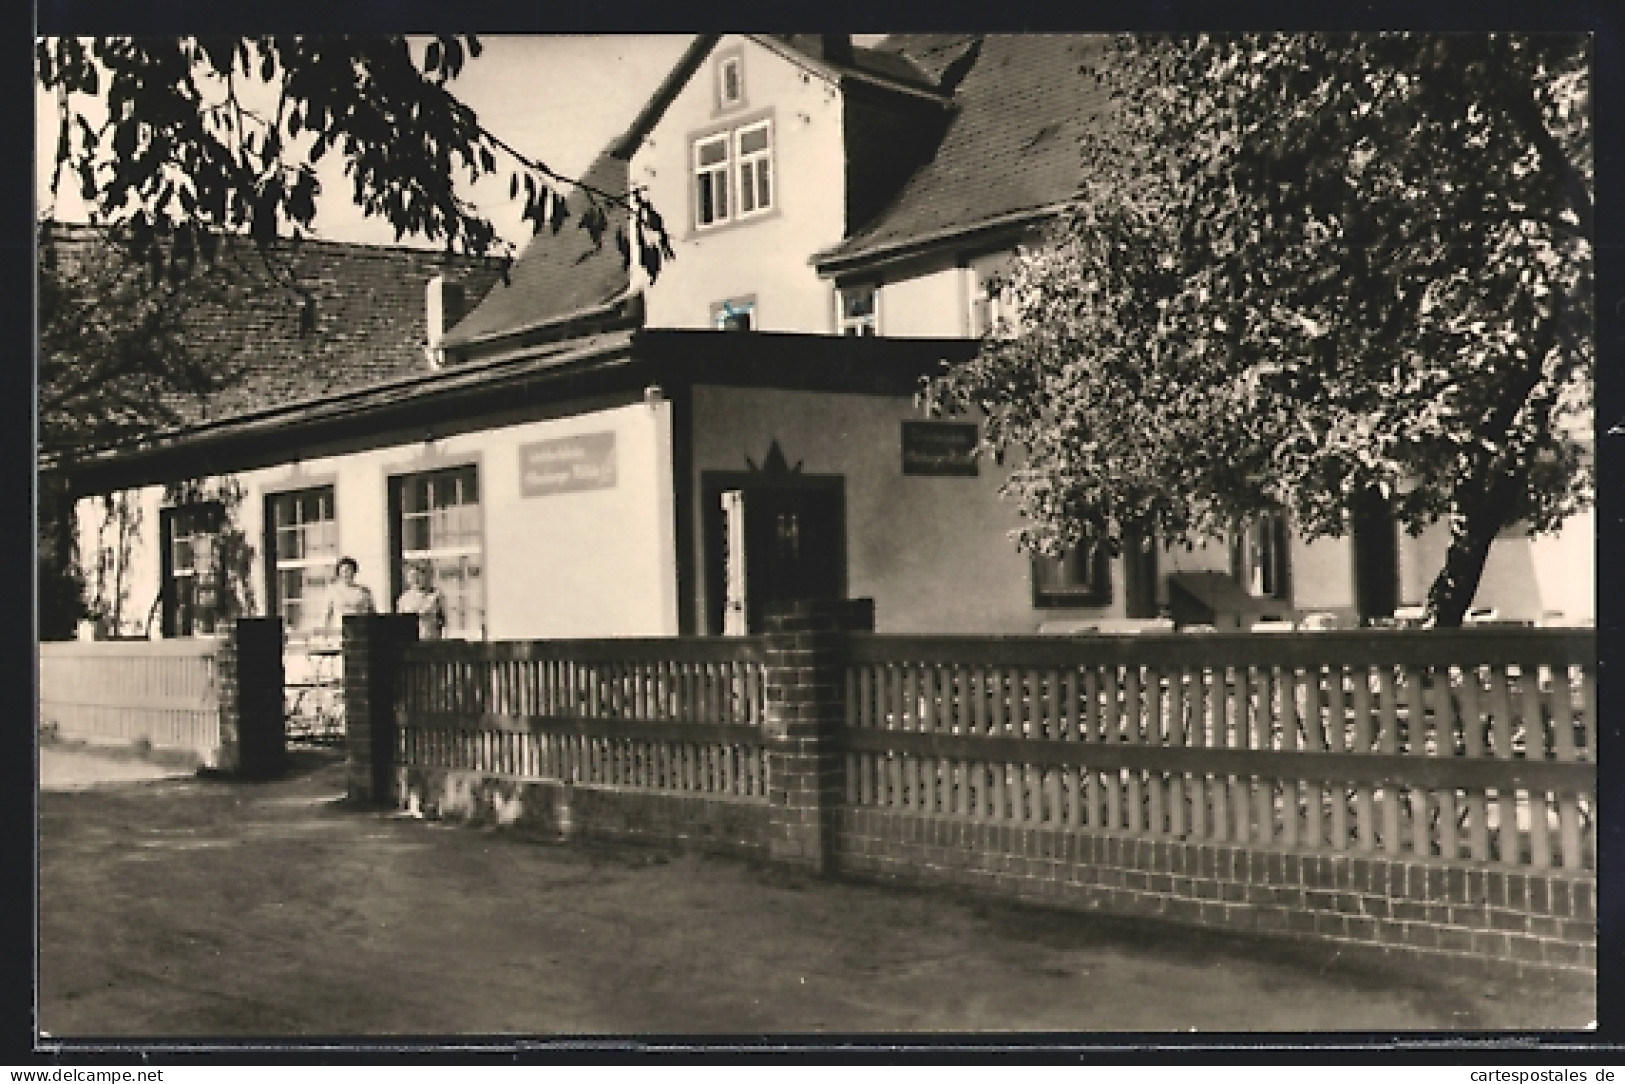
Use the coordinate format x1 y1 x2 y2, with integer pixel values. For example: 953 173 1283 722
383 760 1596 981
837 806 1596 981
398 766 771 857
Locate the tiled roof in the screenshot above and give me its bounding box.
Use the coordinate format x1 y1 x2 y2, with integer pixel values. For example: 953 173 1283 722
815 34 1114 270
43 224 506 429
862 34 982 88
844 44 938 91
444 33 951 355
438 150 634 351
767 37 943 95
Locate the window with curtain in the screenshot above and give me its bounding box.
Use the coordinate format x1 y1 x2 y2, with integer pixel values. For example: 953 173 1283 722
1232 511 1291 600
161 501 225 637
392 464 484 637
266 486 337 635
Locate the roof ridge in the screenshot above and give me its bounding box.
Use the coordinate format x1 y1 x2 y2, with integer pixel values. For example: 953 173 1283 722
40 219 508 266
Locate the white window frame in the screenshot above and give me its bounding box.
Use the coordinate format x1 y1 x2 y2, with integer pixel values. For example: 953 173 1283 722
169 506 212 635
837 285 878 336
734 119 774 219
269 486 338 636
694 134 731 229
396 464 485 638
969 269 1003 338
163 501 225 638
968 255 1019 338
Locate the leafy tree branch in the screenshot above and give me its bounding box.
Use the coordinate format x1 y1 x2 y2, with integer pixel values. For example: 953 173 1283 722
37 35 674 282
929 32 1592 627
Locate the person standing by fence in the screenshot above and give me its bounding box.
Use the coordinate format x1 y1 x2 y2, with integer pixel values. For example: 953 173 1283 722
322 556 376 633
395 560 447 641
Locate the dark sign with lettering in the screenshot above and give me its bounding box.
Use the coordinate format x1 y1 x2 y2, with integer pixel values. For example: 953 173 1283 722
901 421 979 476
519 431 617 497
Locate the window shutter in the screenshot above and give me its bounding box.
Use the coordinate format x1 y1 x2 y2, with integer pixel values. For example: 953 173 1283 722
1271 512 1292 602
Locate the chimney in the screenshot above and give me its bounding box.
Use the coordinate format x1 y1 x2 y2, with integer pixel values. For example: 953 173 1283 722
820 34 853 65
424 275 466 368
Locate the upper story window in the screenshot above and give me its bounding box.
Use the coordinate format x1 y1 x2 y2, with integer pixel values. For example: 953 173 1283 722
267 486 338 635
838 286 878 336
692 117 775 231
736 121 773 218
695 135 731 228
712 296 756 331
718 54 744 107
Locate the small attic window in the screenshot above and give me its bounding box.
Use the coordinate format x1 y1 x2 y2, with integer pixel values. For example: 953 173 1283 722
718 54 744 108
838 286 877 336
711 295 756 331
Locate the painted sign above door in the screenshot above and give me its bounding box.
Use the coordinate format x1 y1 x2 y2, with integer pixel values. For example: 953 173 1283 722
519 432 617 497
901 421 979 476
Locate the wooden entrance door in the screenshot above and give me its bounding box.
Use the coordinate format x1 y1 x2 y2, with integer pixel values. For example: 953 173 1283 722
703 475 846 634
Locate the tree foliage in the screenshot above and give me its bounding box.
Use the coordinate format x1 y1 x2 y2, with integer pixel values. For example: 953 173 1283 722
37 226 231 457
35 36 677 635
36 36 674 281
929 33 1593 626
36 226 233 638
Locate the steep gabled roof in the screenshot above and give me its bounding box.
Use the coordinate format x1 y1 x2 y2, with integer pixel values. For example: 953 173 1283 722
601 34 946 162
42 224 506 437
815 34 1114 272
443 37 715 356
444 33 957 355
438 149 637 353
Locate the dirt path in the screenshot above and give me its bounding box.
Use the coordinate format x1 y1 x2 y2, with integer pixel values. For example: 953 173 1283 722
37 750 1594 1038
40 746 198 791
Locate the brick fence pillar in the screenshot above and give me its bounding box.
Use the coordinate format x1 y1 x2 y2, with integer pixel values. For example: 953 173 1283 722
216 617 285 778
342 614 419 806
762 597 875 874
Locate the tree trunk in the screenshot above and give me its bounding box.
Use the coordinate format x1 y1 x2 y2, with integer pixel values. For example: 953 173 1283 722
1425 515 1500 628
1425 472 1521 627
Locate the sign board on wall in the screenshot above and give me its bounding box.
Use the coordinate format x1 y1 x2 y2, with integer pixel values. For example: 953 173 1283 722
519 432 617 497
901 421 979 476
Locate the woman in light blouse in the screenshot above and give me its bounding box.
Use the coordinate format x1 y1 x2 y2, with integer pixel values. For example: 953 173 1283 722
322 556 376 631
395 560 447 641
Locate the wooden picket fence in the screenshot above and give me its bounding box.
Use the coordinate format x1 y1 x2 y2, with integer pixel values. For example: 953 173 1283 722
387 628 1594 873
38 640 222 766
844 629 1596 872
394 637 770 800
